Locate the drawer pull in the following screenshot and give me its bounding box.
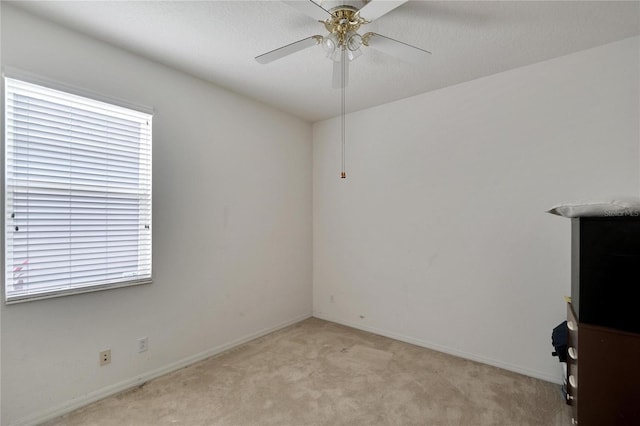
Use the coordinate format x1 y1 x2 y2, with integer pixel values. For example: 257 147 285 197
567 320 577 331
568 347 578 360
569 374 577 389
572 417 578 425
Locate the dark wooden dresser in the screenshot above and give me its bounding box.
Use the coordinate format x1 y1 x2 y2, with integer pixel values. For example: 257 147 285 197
566 217 640 425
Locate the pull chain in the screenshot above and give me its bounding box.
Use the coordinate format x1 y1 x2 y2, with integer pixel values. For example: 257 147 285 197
341 48 347 179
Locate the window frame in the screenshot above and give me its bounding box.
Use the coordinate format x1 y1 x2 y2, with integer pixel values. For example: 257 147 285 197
3 71 153 304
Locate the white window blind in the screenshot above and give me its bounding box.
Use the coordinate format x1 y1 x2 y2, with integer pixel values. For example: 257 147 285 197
4 77 152 303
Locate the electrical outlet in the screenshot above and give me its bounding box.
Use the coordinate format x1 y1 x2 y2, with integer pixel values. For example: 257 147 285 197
137 337 148 353
99 349 111 366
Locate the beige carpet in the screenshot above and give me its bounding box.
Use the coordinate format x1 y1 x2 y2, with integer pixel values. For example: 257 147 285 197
44 318 572 425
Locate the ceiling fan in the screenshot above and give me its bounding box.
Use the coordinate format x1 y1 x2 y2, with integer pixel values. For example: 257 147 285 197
255 0 431 89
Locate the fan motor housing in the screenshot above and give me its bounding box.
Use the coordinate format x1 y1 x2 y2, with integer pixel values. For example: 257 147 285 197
323 7 365 43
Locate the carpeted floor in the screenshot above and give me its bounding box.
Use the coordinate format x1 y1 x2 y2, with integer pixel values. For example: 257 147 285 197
44 318 572 425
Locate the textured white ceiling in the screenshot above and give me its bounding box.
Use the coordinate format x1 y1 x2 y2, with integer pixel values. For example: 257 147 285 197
9 1 640 122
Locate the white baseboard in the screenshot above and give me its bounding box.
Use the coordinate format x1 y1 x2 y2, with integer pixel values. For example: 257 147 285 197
13 313 312 426
312 311 562 385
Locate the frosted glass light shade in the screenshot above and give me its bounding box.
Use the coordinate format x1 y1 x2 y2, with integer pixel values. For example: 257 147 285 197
322 33 338 56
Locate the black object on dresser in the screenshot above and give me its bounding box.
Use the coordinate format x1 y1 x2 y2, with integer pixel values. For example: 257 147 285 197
566 216 640 425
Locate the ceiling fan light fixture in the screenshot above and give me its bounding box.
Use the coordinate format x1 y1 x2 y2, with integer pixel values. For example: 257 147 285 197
346 32 362 51
322 33 338 55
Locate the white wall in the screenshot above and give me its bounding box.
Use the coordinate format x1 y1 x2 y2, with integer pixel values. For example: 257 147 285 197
313 37 640 383
1 5 312 425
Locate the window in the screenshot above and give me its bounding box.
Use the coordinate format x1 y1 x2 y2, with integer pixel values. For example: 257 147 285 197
4 77 152 303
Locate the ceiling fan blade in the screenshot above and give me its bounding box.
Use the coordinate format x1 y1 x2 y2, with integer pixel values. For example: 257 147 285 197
282 1 331 21
363 32 431 64
256 35 322 64
332 52 349 89
358 0 408 21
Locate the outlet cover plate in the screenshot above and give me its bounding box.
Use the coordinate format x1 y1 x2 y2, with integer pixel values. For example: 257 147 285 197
137 337 148 353
100 349 111 366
